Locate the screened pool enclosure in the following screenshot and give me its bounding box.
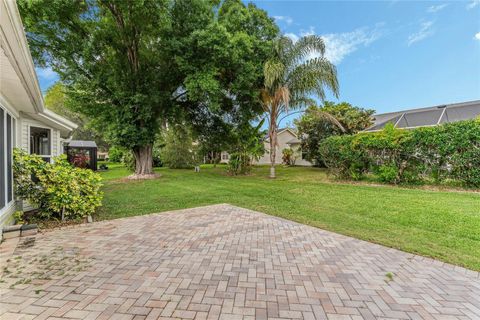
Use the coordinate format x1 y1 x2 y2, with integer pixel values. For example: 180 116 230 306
365 100 480 132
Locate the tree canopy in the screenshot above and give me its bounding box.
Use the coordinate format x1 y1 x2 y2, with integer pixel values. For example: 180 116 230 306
19 0 278 176
295 101 375 166
44 82 108 150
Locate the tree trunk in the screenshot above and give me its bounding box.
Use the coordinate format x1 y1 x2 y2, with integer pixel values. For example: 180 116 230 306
131 144 155 178
269 130 277 178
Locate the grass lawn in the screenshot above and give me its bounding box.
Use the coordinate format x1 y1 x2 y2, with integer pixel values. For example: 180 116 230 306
97 163 480 271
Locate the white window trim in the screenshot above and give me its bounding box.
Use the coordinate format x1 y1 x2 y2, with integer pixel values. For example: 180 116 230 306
28 124 52 162
0 105 16 216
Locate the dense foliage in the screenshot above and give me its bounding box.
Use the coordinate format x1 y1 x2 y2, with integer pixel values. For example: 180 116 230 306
226 122 265 175
44 83 108 150
108 146 124 163
19 0 278 175
319 120 480 187
295 102 374 166
161 125 199 169
282 148 298 166
13 149 103 220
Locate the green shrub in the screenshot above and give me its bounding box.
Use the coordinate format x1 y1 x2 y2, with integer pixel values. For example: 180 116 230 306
13 149 103 220
161 125 198 169
319 135 367 179
227 152 252 175
282 148 297 166
319 119 480 187
377 165 399 184
108 146 124 163
122 151 135 172
353 124 417 183
152 144 163 168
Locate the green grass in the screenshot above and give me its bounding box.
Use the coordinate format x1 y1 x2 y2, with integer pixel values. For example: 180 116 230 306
97 164 480 271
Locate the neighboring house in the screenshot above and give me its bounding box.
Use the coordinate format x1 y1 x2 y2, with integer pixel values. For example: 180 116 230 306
0 1 77 227
365 100 480 132
220 128 312 166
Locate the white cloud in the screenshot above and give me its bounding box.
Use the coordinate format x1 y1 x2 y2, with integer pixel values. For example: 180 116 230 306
284 25 383 65
321 27 383 64
466 0 480 9
300 26 315 37
427 3 448 13
274 16 293 25
407 21 434 46
475 32 480 40
36 67 58 80
285 33 299 42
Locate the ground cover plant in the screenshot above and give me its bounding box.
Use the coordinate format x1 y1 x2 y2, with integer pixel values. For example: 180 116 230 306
97 164 480 271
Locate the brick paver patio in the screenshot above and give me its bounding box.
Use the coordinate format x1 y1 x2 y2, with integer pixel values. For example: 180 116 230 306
1 204 479 320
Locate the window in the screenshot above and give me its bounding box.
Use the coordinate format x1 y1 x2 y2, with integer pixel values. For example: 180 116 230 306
222 153 229 160
301 148 307 160
7 114 13 203
0 108 5 209
1 106 15 212
30 126 51 162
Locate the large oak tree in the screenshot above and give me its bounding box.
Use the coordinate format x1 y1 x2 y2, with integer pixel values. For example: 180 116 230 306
19 0 278 177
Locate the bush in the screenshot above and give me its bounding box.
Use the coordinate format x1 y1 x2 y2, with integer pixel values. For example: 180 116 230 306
319 135 367 180
319 119 480 187
13 149 103 220
108 146 124 162
161 125 198 169
122 151 135 171
227 152 252 175
377 165 399 183
295 102 374 166
152 144 163 168
282 148 297 166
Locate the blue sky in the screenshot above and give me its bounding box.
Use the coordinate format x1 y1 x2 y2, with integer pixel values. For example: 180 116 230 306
36 0 480 125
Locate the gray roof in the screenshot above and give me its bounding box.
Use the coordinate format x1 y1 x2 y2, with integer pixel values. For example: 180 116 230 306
286 137 301 144
365 100 480 132
67 140 97 148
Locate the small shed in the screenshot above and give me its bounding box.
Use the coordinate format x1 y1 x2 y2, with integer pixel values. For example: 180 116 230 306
65 140 98 171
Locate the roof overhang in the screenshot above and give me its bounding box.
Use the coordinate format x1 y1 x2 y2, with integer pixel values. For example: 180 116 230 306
1 0 43 114
28 109 78 137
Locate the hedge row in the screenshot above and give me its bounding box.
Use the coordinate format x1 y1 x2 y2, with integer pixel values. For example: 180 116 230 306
319 119 480 187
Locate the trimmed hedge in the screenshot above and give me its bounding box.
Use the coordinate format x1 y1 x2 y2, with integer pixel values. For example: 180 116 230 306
319 119 480 187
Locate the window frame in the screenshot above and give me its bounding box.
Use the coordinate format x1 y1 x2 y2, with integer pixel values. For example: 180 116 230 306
28 125 52 162
0 105 16 216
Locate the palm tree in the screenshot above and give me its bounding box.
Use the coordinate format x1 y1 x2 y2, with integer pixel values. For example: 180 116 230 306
261 35 340 178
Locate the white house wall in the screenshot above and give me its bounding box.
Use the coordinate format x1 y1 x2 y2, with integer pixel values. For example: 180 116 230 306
19 116 63 157
255 130 312 166
220 129 313 166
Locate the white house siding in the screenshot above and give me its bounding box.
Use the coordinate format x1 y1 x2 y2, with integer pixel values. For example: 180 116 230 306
287 144 312 166
220 151 230 164
255 129 312 166
19 116 63 158
19 117 64 212
0 1 76 229
219 129 312 166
